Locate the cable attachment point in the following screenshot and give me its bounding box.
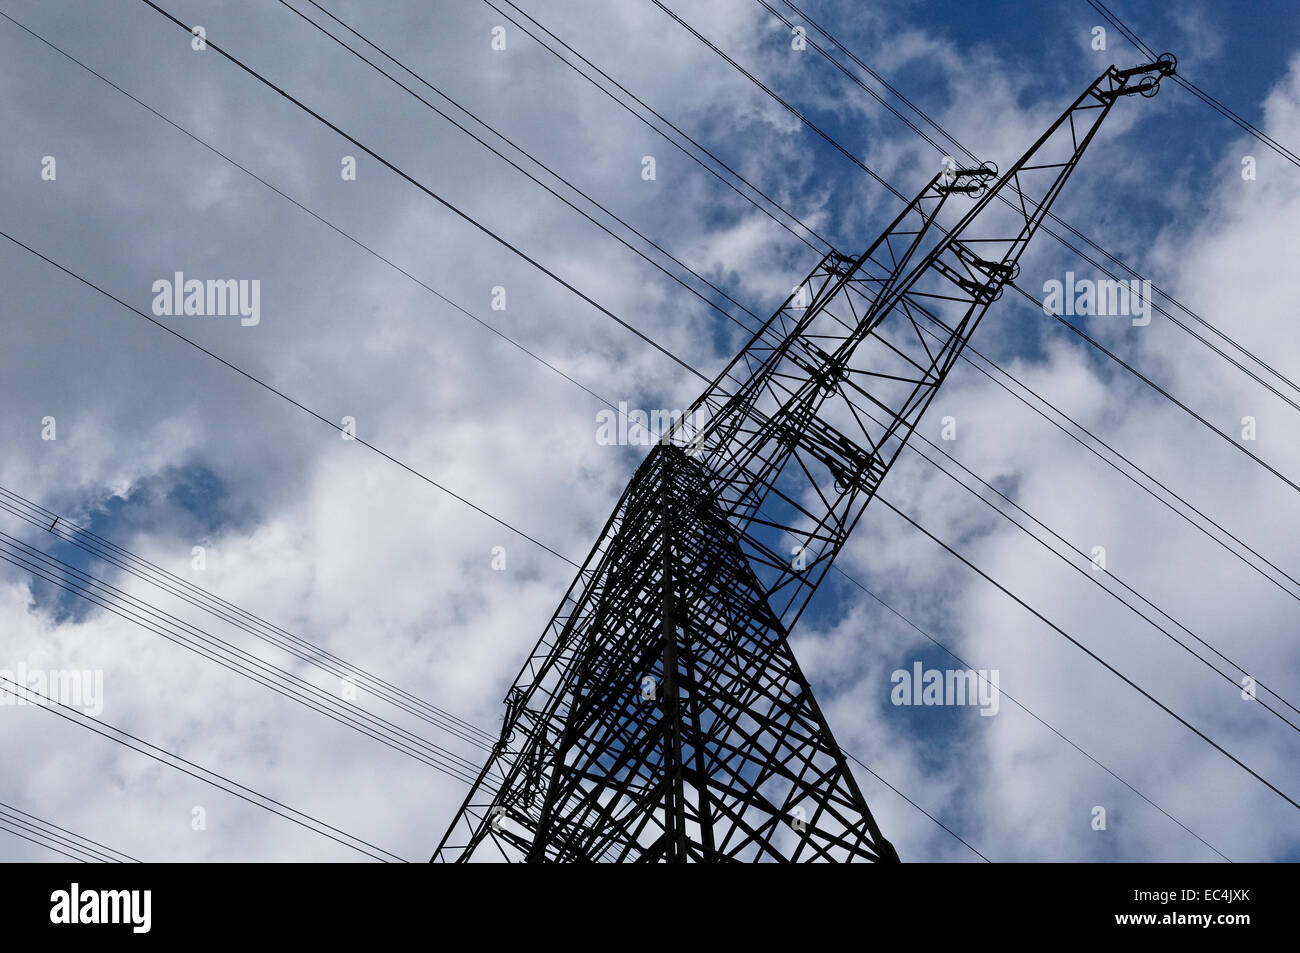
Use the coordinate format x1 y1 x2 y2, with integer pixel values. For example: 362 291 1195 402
1112 53 1178 99
937 159 999 196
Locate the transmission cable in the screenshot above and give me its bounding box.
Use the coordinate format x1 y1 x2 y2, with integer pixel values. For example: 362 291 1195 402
479 0 836 254
285 0 762 341
0 801 140 863
4 8 1242 861
86 3 1300 733
138 0 720 393
279 0 1300 610
2 9 985 860
647 0 1300 500
0 486 496 751
0 231 976 862
875 493 1300 815
843 751 990 862
0 226 578 571
830 571 1229 861
0 534 492 786
1084 0 1300 169
766 0 1300 414
0 676 409 862
844 398 1300 729
461 0 1300 601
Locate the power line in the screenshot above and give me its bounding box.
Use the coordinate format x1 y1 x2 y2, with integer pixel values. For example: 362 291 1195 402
0 232 975 863
416 33 1259 854
830 570 1231 861
646 0 1300 499
284 0 761 342
0 676 409 862
842 751 990 862
7 3 1248 858
771 0 1300 414
137 0 721 392
1084 0 1300 169
0 820 92 863
35 0 1291 630
912 316 1300 603
1021 279 1300 495
0 535 490 786
834 254 1300 605
0 196 977 859
157 0 1300 811
207 0 1294 852
0 485 496 751
0 224 579 569
479 0 835 253
279 0 1300 735
464 0 1300 604
0 8 612 436
646 0 909 203
301 0 1300 619
786 265 1300 689
205 0 1300 624
846 400 1300 730
0 801 140 863
875 493 1300 815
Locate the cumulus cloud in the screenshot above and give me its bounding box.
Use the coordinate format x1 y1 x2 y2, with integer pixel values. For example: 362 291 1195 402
0 0 1296 863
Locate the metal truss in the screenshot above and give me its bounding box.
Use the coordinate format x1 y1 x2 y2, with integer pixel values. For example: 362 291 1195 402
433 57 1175 863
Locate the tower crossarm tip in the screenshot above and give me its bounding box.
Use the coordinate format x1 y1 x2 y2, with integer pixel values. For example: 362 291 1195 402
1101 53 1178 100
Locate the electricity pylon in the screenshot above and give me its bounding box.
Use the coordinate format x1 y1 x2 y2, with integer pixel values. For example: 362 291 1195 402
434 56 1176 862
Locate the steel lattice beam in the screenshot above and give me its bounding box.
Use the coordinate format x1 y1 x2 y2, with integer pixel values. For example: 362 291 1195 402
433 56 1175 863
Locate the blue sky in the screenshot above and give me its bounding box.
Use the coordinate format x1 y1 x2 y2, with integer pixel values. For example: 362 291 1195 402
0 0 1298 862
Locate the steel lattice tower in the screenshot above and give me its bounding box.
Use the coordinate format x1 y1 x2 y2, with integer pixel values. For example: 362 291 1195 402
434 57 1175 862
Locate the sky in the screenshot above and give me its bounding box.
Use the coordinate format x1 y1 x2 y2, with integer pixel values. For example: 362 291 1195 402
0 0 1298 863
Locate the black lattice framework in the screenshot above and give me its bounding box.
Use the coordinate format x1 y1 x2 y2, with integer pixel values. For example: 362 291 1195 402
433 58 1175 863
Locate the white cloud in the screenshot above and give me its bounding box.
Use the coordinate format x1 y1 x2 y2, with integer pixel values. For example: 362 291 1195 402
0 0 1296 863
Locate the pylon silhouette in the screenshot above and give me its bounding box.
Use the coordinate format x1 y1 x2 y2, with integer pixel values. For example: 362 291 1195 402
434 56 1176 862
